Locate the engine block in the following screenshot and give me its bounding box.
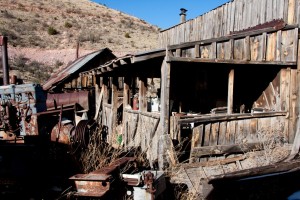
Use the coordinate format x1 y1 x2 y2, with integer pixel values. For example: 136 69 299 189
0 84 46 140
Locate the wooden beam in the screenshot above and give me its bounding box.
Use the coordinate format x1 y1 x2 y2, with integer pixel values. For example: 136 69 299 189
286 38 300 161
167 56 296 65
211 42 217 59
209 159 300 184
244 36 250 61
176 49 182 57
168 25 298 51
194 44 200 58
262 32 267 61
138 76 147 112
159 56 172 169
110 77 118 144
190 142 264 158
102 76 109 104
124 108 160 119
132 51 165 63
230 39 234 60
178 111 287 124
123 76 131 121
183 155 246 168
227 69 234 114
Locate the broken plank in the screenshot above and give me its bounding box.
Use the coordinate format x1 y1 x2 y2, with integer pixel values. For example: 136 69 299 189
191 142 263 157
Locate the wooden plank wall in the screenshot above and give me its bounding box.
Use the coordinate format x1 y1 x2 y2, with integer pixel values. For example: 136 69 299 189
191 115 286 157
123 111 162 166
159 0 298 47
178 28 298 63
102 103 112 128
190 67 296 160
254 68 297 142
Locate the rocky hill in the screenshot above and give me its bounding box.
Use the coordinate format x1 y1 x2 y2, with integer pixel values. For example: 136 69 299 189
0 0 159 83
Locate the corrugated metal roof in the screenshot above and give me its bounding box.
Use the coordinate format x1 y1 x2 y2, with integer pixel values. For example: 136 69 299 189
43 48 112 91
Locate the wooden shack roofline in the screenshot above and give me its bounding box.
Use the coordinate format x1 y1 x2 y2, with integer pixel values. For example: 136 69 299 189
81 24 299 77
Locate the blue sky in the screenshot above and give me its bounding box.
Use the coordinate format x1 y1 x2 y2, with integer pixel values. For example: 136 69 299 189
92 0 230 29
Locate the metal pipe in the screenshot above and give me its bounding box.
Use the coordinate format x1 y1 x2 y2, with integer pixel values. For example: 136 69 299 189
1 36 9 85
46 91 90 110
180 8 187 23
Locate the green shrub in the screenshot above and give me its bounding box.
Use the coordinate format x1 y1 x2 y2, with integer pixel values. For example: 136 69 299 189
125 32 130 38
47 26 58 35
64 22 72 28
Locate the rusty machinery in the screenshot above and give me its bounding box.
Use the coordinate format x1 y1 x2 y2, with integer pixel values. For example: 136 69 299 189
0 36 93 146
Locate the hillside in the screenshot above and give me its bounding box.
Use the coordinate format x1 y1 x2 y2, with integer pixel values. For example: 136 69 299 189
0 0 159 83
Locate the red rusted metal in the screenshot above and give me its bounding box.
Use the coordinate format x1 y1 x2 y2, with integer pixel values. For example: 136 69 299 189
144 171 156 200
70 157 135 197
42 48 115 91
10 75 17 85
230 19 286 35
36 106 74 116
69 173 111 197
46 91 89 110
50 122 74 144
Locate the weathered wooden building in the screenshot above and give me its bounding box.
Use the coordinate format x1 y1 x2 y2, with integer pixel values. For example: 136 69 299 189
79 0 300 198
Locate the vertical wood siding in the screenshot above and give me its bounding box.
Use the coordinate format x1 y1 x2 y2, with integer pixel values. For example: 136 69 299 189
159 0 299 47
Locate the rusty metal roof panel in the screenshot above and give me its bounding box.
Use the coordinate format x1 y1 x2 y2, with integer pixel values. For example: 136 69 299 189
43 48 112 91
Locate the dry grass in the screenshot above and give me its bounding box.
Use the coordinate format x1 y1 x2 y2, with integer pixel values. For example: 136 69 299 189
0 0 159 84
0 0 159 52
74 125 150 173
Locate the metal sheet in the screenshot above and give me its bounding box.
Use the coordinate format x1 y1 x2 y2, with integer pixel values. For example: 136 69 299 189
43 48 113 91
46 90 89 110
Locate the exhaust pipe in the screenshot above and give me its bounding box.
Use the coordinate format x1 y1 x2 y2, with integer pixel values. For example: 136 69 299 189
0 36 9 85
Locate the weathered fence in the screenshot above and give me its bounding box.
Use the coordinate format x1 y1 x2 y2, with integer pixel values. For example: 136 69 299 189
123 109 162 165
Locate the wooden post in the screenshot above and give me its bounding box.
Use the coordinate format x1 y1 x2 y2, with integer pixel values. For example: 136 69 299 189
286 38 300 160
123 76 130 114
159 54 172 169
102 76 109 141
139 76 147 112
102 76 109 104
110 77 118 144
123 76 131 148
227 69 234 114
